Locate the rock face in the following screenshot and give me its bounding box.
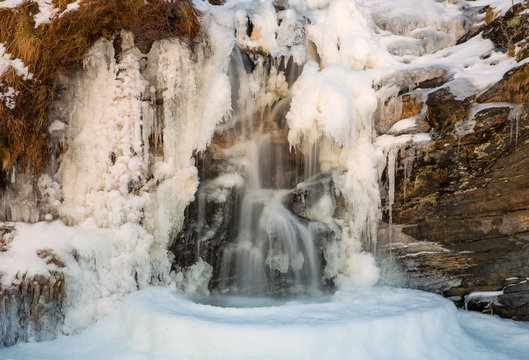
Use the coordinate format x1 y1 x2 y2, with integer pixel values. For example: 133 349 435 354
386 66 529 320
0 226 65 347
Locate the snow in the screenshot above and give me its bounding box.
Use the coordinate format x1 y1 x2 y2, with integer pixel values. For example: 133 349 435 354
211 173 245 188
413 35 519 99
0 0 26 9
57 35 149 228
33 0 59 27
61 1 80 15
287 62 377 147
465 290 504 299
0 43 32 79
0 42 32 108
359 0 468 56
305 0 392 69
0 221 155 334
388 116 421 135
2 286 529 360
472 0 524 15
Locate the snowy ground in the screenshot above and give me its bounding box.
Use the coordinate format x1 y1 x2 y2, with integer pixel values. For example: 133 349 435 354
1 286 529 360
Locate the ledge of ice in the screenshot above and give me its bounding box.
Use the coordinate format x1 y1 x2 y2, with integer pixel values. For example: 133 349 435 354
2 286 529 360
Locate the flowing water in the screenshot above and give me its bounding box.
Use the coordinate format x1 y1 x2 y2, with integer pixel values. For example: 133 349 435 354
218 135 324 296
215 50 326 296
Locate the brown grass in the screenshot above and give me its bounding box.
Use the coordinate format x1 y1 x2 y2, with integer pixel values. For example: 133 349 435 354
0 0 201 174
505 64 529 102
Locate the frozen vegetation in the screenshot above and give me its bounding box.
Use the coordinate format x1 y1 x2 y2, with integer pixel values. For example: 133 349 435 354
1 0 529 357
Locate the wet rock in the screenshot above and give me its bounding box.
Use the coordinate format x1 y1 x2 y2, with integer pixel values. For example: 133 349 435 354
0 274 65 348
493 281 529 320
171 180 240 275
287 174 334 220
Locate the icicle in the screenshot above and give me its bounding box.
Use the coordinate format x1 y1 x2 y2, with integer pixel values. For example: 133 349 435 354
387 149 397 256
508 104 523 148
402 149 416 205
403 157 408 204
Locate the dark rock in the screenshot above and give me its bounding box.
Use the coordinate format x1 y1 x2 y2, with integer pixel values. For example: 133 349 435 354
495 281 529 320
504 281 529 294
456 23 485 45
425 88 471 133
416 74 452 89
386 97 529 320
170 180 240 275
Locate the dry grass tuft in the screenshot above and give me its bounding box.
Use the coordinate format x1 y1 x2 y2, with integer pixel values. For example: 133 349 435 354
505 64 529 102
0 0 201 175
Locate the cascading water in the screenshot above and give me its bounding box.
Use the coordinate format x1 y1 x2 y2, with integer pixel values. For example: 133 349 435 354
200 49 326 296
218 134 323 296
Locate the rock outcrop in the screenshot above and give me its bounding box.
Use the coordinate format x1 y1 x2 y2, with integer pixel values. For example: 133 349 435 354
0 226 65 347
386 63 529 320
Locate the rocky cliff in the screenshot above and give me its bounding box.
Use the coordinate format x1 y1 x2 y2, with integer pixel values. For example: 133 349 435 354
386 3 529 320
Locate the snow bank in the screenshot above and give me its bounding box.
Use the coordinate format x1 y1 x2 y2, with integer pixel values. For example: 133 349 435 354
413 35 519 99
2 286 529 360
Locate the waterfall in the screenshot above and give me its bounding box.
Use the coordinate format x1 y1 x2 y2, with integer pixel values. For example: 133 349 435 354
218 135 323 296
